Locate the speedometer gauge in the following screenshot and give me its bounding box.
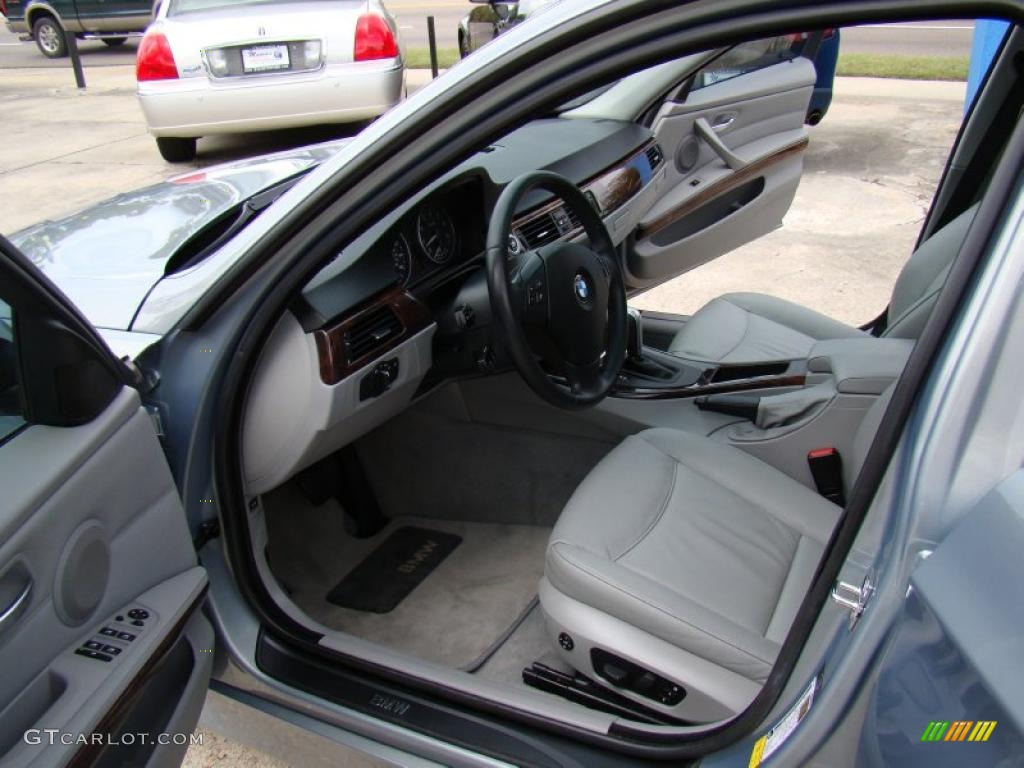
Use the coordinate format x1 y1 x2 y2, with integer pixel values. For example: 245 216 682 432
390 235 412 285
416 205 457 265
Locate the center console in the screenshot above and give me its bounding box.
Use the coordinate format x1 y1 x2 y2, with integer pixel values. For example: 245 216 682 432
613 310 914 492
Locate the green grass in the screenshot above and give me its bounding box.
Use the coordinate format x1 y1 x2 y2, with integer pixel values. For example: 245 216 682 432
404 46 460 70
402 47 970 81
836 53 969 81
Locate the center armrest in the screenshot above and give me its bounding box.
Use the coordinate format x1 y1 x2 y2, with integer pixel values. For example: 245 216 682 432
807 338 914 395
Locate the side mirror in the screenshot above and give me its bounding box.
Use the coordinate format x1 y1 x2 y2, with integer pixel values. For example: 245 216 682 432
493 2 515 20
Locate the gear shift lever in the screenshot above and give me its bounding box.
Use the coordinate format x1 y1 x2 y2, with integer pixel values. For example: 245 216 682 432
626 307 644 362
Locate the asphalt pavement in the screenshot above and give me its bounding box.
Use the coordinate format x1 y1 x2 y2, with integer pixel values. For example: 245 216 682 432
0 12 974 69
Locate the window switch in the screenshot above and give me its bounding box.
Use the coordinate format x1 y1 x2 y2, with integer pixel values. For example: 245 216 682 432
99 627 118 637
75 648 112 662
84 640 104 651
102 645 122 656
116 631 136 642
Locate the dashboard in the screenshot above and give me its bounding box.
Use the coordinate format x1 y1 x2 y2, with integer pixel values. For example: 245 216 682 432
378 180 487 289
243 116 667 494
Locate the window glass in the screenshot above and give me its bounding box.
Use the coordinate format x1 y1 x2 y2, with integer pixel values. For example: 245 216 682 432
691 36 797 90
0 299 25 442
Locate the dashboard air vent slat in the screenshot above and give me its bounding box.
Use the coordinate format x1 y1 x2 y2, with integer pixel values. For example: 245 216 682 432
518 212 560 249
344 305 402 364
645 143 665 169
564 207 581 232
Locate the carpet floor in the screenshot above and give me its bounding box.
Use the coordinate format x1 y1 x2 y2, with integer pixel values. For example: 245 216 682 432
265 483 550 670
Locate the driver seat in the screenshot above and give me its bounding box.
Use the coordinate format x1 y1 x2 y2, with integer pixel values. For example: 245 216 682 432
539 391 889 722
666 205 977 364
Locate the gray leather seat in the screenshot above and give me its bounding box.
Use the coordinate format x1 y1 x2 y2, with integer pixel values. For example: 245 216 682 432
540 394 889 721
668 206 977 364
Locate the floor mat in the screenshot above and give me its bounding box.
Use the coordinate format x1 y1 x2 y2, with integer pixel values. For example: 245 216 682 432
264 489 551 670
326 526 462 613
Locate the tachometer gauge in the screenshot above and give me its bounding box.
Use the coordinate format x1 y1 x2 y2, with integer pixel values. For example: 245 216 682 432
416 205 457 265
390 235 412 285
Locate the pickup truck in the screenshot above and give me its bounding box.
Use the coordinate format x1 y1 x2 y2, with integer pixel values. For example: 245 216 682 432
1 0 154 58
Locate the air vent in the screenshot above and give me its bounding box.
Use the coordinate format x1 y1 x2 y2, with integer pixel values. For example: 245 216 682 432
564 207 582 232
518 212 560 249
344 305 402 364
646 143 665 169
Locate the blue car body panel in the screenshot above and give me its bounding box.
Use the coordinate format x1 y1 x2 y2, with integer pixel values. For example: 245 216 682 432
860 472 1024 765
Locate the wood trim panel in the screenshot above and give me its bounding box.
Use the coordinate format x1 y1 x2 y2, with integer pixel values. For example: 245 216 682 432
314 288 432 385
613 372 807 400
636 136 809 241
511 139 660 236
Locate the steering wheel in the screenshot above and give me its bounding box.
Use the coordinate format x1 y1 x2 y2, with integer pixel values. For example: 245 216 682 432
486 171 627 410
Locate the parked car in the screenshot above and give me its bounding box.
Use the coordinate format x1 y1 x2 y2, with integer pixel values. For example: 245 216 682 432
7 140 346 359
792 28 842 124
457 0 558 58
459 1 840 124
136 0 404 162
1 3 1022 768
1 0 152 58
456 0 552 57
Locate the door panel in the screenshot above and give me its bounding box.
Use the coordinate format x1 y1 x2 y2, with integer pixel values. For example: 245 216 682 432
0 239 209 768
0 389 209 767
626 57 815 289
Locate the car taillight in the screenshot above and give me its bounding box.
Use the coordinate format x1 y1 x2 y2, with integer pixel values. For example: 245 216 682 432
354 13 397 61
137 31 178 81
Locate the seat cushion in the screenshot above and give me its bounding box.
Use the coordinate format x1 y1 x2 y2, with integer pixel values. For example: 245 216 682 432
545 428 840 682
668 292 867 364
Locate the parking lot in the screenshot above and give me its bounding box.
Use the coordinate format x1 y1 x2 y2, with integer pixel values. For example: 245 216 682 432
0 10 970 768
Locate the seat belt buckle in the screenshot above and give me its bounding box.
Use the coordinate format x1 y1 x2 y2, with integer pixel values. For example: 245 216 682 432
808 447 845 506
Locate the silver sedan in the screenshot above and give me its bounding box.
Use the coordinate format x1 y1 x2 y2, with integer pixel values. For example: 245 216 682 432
136 0 405 162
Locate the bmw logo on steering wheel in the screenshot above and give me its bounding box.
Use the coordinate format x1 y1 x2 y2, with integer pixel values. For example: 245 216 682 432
573 272 593 307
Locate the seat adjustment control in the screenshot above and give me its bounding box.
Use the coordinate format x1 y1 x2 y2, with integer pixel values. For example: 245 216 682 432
591 648 686 706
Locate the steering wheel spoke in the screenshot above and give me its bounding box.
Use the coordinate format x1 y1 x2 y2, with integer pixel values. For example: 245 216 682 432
509 249 549 327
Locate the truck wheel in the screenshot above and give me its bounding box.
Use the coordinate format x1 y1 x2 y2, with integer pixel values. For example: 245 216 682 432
156 137 198 163
103 38 127 47
33 17 68 59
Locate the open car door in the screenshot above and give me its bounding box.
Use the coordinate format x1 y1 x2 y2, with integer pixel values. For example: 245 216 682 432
0 237 210 768
626 37 817 289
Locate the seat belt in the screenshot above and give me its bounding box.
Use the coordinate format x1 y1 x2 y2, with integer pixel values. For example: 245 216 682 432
808 447 846 506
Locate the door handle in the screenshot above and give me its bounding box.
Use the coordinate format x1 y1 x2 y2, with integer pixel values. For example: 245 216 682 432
0 578 31 637
694 117 746 172
712 114 737 129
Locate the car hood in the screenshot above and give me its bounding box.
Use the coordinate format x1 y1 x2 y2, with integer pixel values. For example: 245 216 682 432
9 140 347 331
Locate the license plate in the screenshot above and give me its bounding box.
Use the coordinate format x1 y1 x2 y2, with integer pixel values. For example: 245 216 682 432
241 44 290 73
